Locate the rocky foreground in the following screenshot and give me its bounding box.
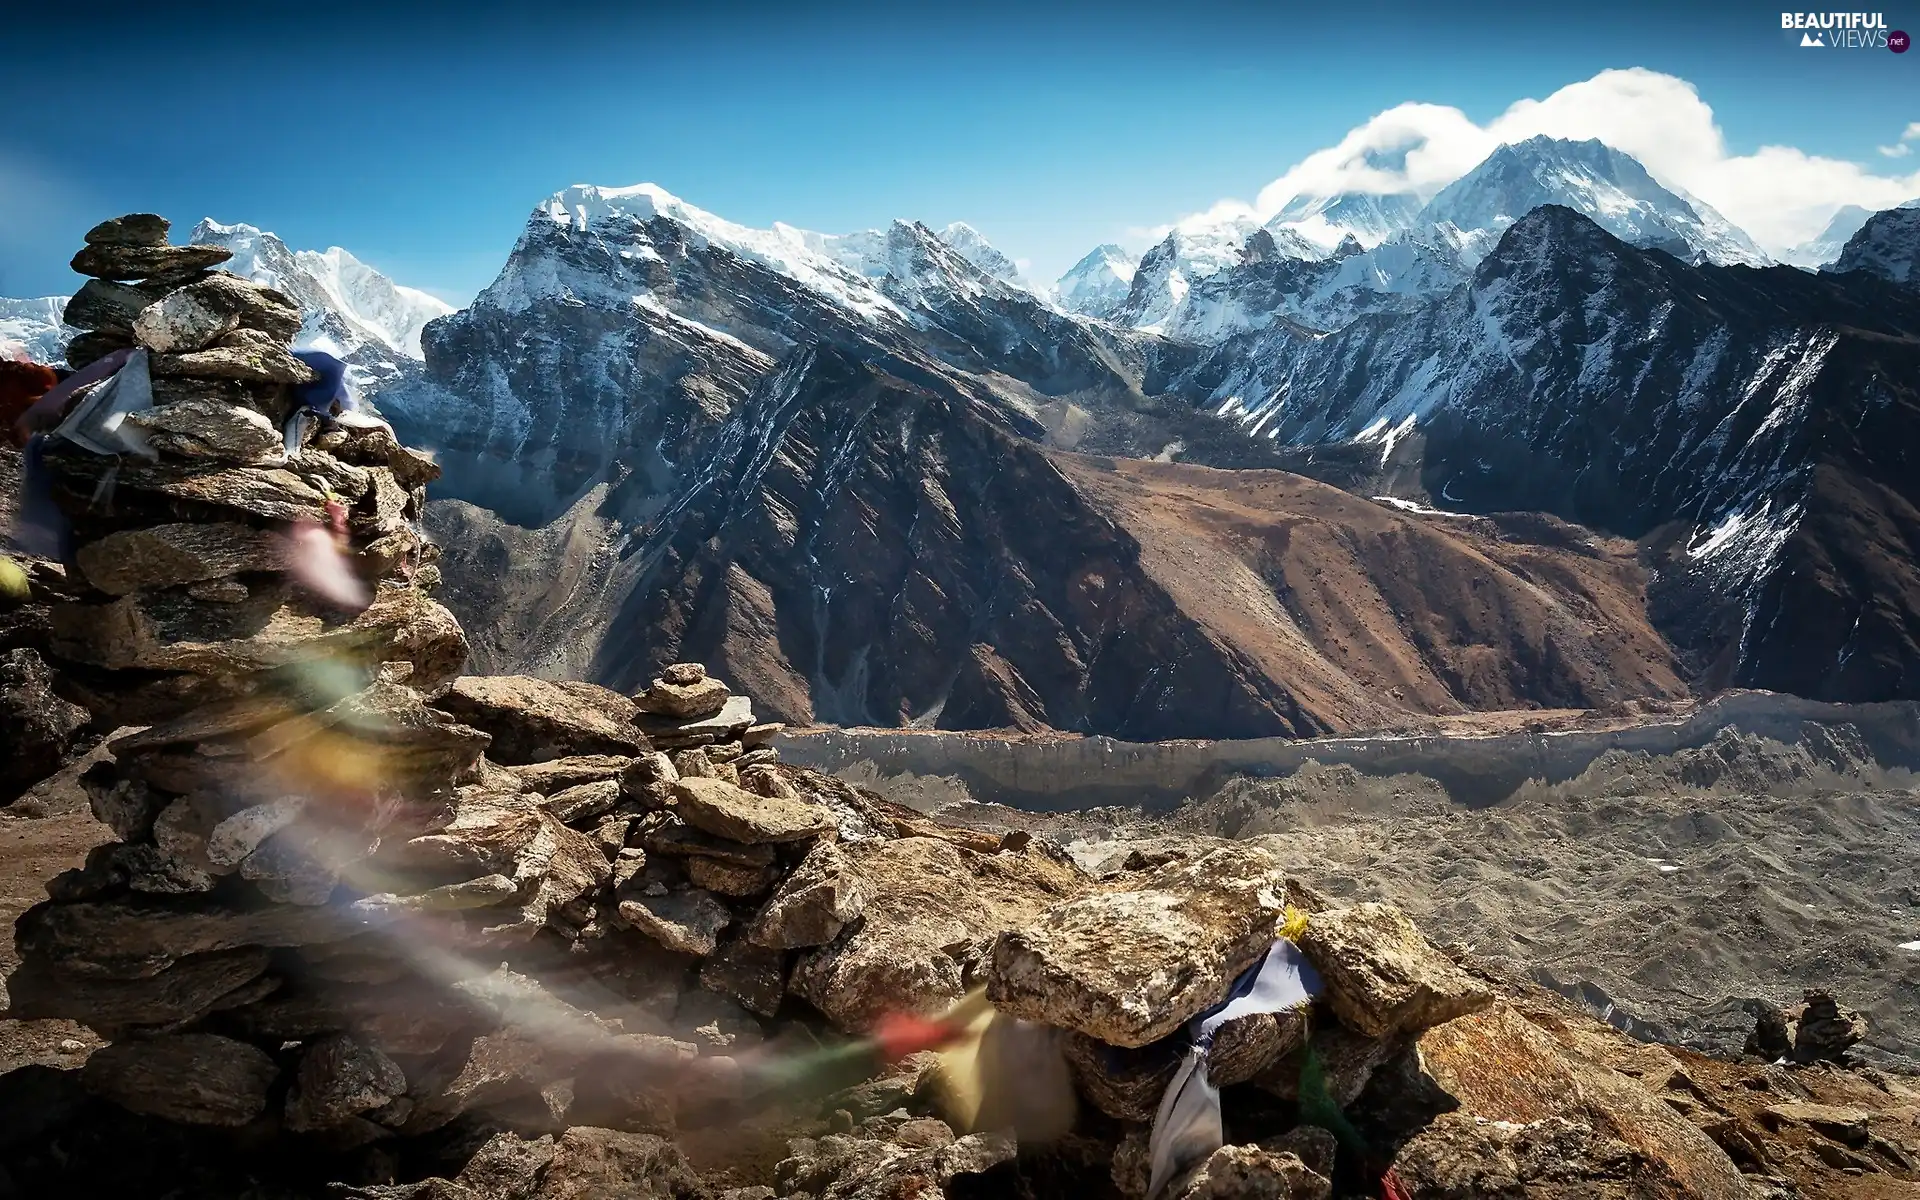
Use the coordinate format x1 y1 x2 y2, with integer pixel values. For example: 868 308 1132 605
1 214 1917 1199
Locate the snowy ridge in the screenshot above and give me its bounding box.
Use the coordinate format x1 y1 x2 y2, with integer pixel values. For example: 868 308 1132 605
937 222 1027 287
188 219 451 389
0 296 71 362
1830 206 1920 285
1266 190 1423 252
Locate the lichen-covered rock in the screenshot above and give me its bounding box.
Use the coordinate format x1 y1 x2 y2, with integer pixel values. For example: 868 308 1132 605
149 327 316 384
285 1033 408 1131
618 888 731 956
1294 903 1491 1038
434 675 647 764
132 273 301 352
792 837 1086 1030
126 396 285 464
672 776 832 845
747 839 868 950
686 855 777 898
81 1033 278 1125
534 1126 707 1200
700 937 788 1017
74 522 286 597
70 240 230 281
82 213 168 247
1170 1144 1329 1200
986 845 1288 1046
635 673 731 719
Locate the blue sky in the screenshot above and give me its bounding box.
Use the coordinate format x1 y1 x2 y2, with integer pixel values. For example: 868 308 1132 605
3 0 1916 301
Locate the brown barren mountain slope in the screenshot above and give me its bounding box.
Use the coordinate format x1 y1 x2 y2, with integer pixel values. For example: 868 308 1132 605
1049 454 1686 732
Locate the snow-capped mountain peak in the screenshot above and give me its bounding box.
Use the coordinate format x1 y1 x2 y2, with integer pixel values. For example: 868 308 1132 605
1052 243 1138 319
1419 136 1770 267
0 297 69 363
1830 205 1920 285
188 219 452 377
936 221 1026 286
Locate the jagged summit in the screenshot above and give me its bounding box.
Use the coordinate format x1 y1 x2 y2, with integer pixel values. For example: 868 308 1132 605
186 218 452 383
1420 135 1770 266
1829 204 1920 285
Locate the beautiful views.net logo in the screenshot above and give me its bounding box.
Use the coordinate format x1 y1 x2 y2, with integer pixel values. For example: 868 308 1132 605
1781 11 1908 49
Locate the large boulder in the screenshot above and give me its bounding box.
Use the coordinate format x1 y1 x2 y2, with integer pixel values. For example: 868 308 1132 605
70 240 231 281
1294 903 1491 1038
747 839 870 950
434 675 649 764
81 1033 279 1125
672 776 833 845
74 521 287 596
792 837 1088 1031
986 845 1289 1046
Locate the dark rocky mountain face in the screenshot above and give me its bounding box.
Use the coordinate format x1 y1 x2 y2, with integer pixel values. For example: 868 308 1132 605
424 341 1685 739
1194 206 1920 701
382 202 1165 529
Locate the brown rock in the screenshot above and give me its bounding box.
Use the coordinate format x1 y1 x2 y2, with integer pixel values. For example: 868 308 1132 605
47 455 331 523
700 938 788 1017
1062 1032 1182 1122
285 1033 408 1132
149 328 316 385
509 755 632 794
1170 1144 1329 1200
1413 1002 1753 1199
661 662 707 685
986 845 1288 1047
126 396 285 464
1294 903 1491 1039
84 213 170 246
534 1127 707 1200
434 675 648 764
1789 990 1867 1064
618 888 731 956
747 839 869 950
543 778 622 824
0 648 91 804
686 854 777 897
791 837 1087 1030
4 946 271 1028
636 674 731 719
640 815 778 869
74 521 285 596
672 776 833 844
81 1033 278 1125
70 241 231 281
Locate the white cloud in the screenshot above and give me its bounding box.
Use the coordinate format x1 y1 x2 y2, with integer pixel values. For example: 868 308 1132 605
1881 122 1920 158
1185 69 1920 256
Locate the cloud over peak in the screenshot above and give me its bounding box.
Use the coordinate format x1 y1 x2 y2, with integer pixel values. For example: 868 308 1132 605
1172 69 1920 256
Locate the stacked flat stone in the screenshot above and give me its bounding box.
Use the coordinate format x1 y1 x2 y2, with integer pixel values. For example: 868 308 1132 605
6 213 526 1139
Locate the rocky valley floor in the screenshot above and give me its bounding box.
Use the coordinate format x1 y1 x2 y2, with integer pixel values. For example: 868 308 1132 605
868 726 1920 1071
